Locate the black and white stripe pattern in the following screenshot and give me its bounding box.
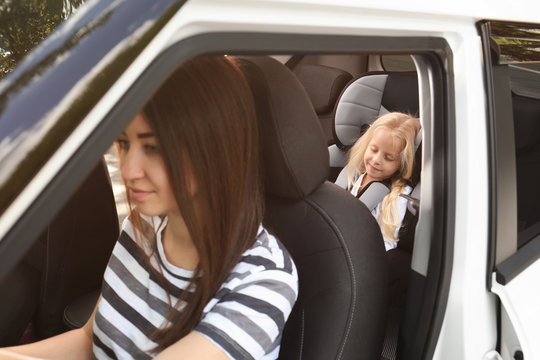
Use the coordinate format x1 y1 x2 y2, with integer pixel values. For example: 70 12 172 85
93 216 298 359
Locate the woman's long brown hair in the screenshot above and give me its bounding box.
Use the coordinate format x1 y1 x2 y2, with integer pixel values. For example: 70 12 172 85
130 56 263 351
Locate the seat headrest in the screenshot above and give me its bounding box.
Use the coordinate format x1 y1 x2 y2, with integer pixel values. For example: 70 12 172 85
293 63 353 114
239 56 329 199
334 72 418 147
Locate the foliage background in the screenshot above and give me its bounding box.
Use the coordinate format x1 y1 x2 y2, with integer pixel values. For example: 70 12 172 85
0 0 85 78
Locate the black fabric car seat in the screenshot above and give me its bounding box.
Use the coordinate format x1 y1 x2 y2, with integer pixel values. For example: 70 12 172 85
239 56 389 360
0 160 119 343
0 261 40 345
293 63 353 146
35 160 119 337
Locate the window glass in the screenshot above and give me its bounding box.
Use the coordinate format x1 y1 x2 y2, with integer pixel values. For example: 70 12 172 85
490 22 540 63
509 63 540 99
381 55 416 71
510 63 540 247
488 22 540 249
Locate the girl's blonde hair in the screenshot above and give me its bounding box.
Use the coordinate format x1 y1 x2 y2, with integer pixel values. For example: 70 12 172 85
347 112 421 242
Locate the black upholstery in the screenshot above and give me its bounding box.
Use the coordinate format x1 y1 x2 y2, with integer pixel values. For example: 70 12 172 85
35 160 119 337
0 160 118 343
380 74 420 119
240 56 389 360
0 262 40 345
64 289 101 329
294 63 353 146
244 58 330 200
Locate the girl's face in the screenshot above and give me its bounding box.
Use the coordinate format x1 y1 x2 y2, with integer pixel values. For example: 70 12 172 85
363 127 404 182
117 113 179 217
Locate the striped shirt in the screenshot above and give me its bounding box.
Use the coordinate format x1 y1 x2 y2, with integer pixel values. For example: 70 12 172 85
93 216 298 359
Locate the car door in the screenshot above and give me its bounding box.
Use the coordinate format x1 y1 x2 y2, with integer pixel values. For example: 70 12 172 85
480 20 540 360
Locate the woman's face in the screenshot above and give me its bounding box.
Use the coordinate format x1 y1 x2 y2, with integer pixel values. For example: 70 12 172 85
363 127 403 182
117 113 179 217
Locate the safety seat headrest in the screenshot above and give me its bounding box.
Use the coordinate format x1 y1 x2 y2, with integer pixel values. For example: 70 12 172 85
238 56 329 199
334 72 419 147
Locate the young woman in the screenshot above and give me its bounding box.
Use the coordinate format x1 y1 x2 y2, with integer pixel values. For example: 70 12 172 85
346 112 421 251
1 56 298 359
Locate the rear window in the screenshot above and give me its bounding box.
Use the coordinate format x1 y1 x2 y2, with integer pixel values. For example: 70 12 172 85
381 55 416 71
489 22 540 249
510 63 540 247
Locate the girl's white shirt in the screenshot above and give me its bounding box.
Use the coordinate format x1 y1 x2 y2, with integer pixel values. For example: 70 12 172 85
350 173 412 251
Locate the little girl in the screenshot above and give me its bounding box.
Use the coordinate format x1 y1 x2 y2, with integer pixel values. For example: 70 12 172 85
346 112 421 251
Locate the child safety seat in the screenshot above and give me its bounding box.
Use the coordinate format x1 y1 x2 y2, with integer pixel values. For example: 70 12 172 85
330 71 421 360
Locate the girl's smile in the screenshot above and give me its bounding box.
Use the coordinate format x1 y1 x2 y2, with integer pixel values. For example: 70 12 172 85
367 162 381 172
363 127 404 183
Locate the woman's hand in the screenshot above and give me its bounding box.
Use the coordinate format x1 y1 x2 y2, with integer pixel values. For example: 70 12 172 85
0 295 99 360
0 348 43 359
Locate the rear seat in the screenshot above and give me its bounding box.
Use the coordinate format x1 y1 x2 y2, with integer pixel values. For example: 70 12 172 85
293 63 353 145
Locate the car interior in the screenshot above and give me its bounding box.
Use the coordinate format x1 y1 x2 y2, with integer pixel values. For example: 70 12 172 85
0 160 118 344
0 52 429 359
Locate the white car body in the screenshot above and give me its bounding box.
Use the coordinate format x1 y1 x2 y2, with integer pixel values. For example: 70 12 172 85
0 0 538 358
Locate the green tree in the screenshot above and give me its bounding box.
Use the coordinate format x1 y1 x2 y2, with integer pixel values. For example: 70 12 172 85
490 22 540 63
0 0 85 78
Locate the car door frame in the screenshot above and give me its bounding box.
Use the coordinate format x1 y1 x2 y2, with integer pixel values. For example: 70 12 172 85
480 19 540 360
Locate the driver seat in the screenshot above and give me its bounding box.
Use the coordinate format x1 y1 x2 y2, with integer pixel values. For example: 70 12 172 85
240 56 389 360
